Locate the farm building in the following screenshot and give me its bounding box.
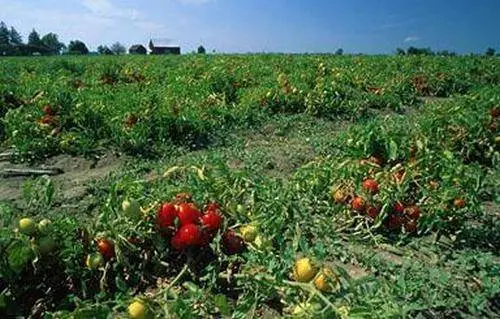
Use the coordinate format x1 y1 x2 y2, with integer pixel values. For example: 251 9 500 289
129 44 147 55
148 39 181 55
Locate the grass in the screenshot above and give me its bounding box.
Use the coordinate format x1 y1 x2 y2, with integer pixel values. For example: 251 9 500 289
0 54 499 318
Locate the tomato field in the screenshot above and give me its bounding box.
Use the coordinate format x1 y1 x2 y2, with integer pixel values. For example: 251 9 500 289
1 54 499 318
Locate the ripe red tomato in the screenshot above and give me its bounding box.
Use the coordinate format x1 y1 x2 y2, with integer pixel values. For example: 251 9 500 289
393 171 405 184
405 205 421 220
351 196 366 212
177 203 201 226
368 155 383 166
198 229 215 246
200 211 223 232
221 230 245 255
125 114 138 128
366 205 380 219
43 105 56 116
205 202 221 212
362 179 379 194
453 198 466 209
404 220 418 233
157 203 178 229
97 239 115 260
393 202 405 214
386 214 403 230
171 224 202 250
490 107 500 118
39 115 54 125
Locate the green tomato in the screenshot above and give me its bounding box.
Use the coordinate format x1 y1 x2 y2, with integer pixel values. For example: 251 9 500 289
37 219 52 235
19 218 37 236
240 225 258 242
37 236 57 255
122 199 141 219
86 253 105 270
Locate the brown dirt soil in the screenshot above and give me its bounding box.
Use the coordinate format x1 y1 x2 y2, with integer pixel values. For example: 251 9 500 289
0 152 125 203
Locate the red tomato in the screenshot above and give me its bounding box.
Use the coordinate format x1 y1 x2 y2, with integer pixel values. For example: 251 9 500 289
43 105 56 116
177 203 201 226
386 214 403 230
205 202 221 212
157 203 178 229
198 229 215 246
221 230 245 255
405 205 421 220
200 211 223 232
39 115 54 125
393 202 405 214
404 220 418 233
366 205 380 219
97 239 115 261
171 224 202 250
362 179 379 194
453 198 466 209
351 196 366 212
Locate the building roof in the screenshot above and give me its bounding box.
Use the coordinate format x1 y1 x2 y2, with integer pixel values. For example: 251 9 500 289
150 38 180 48
130 44 146 50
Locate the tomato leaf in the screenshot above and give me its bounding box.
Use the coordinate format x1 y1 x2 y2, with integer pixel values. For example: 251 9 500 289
388 140 398 160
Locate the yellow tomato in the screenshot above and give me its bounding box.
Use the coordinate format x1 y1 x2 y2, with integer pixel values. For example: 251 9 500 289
294 258 318 282
128 300 150 319
314 267 339 292
19 218 37 236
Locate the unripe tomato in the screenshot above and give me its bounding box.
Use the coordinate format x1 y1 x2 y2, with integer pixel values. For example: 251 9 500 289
294 258 318 282
128 300 151 319
19 218 37 236
37 219 52 235
86 253 104 270
240 225 258 242
122 199 141 219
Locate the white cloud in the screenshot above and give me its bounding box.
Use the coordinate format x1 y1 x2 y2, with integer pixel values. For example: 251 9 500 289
404 36 420 43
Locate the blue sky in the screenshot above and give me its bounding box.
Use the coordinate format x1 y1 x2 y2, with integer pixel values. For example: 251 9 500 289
0 0 498 54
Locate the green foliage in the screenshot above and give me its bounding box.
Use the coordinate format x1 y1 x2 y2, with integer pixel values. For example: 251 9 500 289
67 40 89 55
0 54 499 318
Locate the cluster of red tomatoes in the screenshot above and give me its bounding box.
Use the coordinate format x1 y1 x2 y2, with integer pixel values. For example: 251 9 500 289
333 178 421 233
38 104 58 127
156 198 245 255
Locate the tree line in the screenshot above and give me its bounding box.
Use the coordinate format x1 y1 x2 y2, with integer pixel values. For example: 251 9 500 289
396 46 497 57
1 21 498 57
0 21 135 56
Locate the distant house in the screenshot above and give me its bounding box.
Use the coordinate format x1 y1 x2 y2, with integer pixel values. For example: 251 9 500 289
129 44 147 55
148 39 181 55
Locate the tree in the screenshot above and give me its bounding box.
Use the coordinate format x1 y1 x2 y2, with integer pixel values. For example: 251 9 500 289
28 29 42 46
97 45 113 55
110 42 126 55
41 33 65 55
197 45 206 54
0 22 9 46
485 47 496 56
396 48 406 56
67 40 89 55
406 46 434 56
9 27 22 45
436 50 456 57
335 48 344 55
